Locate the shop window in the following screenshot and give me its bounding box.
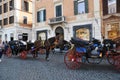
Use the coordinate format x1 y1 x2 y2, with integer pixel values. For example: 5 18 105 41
10 33 14 41
107 23 119 39
76 28 90 41
22 33 28 41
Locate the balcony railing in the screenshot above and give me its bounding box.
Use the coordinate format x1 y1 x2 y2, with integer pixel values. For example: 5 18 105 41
48 16 65 25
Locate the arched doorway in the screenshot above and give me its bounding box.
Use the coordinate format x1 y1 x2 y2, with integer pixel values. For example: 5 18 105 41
55 27 64 38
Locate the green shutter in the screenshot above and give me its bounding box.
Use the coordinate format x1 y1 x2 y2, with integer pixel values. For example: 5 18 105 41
37 11 40 22
117 0 120 13
43 9 46 21
85 0 89 13
74 0 78 15
102 0 108 15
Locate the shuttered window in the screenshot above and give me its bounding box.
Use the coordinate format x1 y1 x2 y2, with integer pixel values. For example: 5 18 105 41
74 0 89 15
37 9 46 22
56 5 62 17
4 3 8 13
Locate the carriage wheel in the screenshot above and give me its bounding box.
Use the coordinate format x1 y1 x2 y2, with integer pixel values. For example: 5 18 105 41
107 53 115 65
20 51 27 59
64 50 82 69
6 47 12 57
114 56 120 72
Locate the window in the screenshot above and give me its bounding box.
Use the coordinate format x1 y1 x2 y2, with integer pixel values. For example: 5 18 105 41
0 6 2 14
9 16 14 24
4 3 8 13
9 0 14 11
4 18 8 25
74 0 89 15
23 16 27 24
78 1 85 14
22 33 28 41
55 5 62 17
0 20 2 26
108 0 116 14
37 9 46 22
23 1 29 12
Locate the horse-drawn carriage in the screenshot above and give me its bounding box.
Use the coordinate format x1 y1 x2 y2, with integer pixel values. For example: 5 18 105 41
5 35 71 60
64 37 120 72
6 40 34 58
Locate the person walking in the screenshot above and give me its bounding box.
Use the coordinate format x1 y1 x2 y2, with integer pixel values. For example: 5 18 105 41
0 40 4 62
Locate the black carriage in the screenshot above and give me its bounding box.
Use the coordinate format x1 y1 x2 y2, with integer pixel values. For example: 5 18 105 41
5 40 41 59
64 37 120 72
5 40 26 57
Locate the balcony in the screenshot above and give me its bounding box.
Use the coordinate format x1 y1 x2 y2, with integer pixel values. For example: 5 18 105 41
48 16 65 25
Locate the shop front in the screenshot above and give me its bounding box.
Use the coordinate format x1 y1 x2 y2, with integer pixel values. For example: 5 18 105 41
103 15 120 39
36 30 47 41
73 24 92 41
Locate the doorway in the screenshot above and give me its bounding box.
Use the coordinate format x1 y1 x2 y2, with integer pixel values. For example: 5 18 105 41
55 27 64 38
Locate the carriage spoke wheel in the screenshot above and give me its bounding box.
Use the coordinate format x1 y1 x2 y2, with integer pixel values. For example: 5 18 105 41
114 56 120 72
6 47 12 57
64 50 82 69
20 51 27 59
107 53 115 65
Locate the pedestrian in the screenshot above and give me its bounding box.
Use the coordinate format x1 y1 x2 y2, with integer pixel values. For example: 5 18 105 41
0 40 4 62
4 41 9 55
44 39 50 61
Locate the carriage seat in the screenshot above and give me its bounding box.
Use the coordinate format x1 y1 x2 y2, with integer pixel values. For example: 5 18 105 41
70 38 89 47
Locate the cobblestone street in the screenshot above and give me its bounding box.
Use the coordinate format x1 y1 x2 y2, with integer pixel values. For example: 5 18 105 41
0 53 120 80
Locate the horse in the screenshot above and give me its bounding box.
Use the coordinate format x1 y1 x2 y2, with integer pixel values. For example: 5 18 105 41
44 35 71 60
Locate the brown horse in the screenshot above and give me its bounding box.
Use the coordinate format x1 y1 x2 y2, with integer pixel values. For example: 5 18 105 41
44 35 69 60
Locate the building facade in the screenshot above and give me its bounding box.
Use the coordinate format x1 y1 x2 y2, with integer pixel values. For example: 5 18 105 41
102 0 120 39
0 0 32 42
33 0 102 42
